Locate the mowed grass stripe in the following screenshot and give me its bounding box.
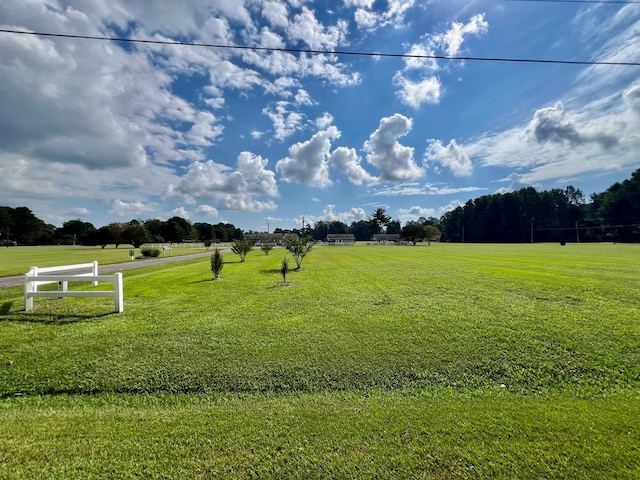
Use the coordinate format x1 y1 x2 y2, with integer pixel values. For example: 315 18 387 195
1 391 638 479
1 243 638 396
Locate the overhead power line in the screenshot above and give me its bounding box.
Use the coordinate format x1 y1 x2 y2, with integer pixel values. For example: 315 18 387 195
502 0 639 4
1 29 639 67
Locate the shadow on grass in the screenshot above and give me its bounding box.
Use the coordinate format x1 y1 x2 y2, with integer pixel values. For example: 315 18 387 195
0 301 13 315
0 303 116 325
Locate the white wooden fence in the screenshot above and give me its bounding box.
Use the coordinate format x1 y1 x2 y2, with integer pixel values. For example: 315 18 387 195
24 261 123 313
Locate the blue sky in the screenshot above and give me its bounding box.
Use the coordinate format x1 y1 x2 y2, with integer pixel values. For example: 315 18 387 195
0 0 639 230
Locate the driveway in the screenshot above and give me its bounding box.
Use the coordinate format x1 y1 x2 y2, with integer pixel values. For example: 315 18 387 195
0 250 227 289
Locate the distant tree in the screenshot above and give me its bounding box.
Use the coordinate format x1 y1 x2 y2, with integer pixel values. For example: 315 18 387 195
283 234 314 269
144 218 166 242
327 221 348 234
211 248 224 279
386 220 401 234
124 220 150 248
230 239 254 262
400 222 427 246
59 219 95 245
261 243 274 256
349 220 373 241
424 225 441 245
108 222 126 248
368 208 392 234
312 221 329 241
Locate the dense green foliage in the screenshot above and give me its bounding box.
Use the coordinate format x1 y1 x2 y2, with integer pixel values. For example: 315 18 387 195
139 247 160 258
230 239 254 262
211 248 224 279
0 244 639 477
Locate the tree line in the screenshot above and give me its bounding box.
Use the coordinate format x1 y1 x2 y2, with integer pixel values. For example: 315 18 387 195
438 168 640 243
1 168 638 246
0 212 244 247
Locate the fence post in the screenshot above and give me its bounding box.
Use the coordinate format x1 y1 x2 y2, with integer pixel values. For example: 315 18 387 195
24 271 34 311
114 272 124 313
92 260 99 286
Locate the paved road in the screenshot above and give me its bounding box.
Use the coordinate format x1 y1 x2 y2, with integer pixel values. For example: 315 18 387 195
0 250 226 289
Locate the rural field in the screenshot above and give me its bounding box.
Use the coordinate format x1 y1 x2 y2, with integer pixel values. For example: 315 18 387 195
0 244 216 278
0 243 639 478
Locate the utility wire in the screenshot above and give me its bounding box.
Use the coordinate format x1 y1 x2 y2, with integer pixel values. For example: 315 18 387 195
502 0 639 4
502 0 635 4
1 29 639 67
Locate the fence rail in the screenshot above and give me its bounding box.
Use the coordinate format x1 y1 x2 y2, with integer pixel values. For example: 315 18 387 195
24 262 123 313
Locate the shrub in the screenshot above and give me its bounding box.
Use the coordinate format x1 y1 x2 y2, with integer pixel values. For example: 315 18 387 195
261 243 274 256
140 247 160 257
211 248 223 279
204 239 213 249
280 256 289 284
282 235 314 269
230 239 254 262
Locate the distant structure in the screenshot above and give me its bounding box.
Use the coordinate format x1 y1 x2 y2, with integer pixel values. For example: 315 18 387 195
326 233 356 245
244 233 285 246
371 234 400 244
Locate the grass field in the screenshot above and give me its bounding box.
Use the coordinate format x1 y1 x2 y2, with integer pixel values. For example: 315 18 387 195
0 243 639 478
0 244 216 277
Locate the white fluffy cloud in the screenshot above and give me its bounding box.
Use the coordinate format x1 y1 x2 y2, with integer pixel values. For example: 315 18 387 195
276 126 341 186
330 147 376 185
393 14 488 108
195 205 220 217
310 204 366 224
425 139 473 176
349 0 416 31
394 74 442 108
263 101 305 140
110 200 160 218
397 206 436 223
434 14 489 57
173 152 278 212
364 114 424 182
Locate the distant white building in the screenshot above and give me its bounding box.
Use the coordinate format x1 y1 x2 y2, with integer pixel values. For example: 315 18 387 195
326 234 356 245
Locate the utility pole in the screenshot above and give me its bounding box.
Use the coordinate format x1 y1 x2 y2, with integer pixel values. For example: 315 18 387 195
531 217 535 244
575 221 580 243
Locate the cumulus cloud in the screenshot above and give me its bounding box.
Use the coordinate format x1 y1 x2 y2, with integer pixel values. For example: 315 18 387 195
394 74 442 109
311 204 367 224
425 139 473 176
527 102 582 145
173 152 278 212
262 101 305 140
397 206 436 223
316 112 334 129
434 14 489 57
276 126 341 186
393 14 488 108
330 147 377 185
171 207 191 220
527 101 618 148
262 1 290 29
349 0 416 31
195 205 220 217
287 7 349 49
110 200 160 218
364 114 424 182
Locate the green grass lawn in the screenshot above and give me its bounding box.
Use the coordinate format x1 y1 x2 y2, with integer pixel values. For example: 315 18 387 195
0 244 639 478
0 244 216 277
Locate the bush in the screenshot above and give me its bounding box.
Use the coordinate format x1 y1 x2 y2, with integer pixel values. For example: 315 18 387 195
230 239 254 262
261 243 274 256
280 256 289 284
282 235 314 269
211 248 224 279
140 247 161 257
